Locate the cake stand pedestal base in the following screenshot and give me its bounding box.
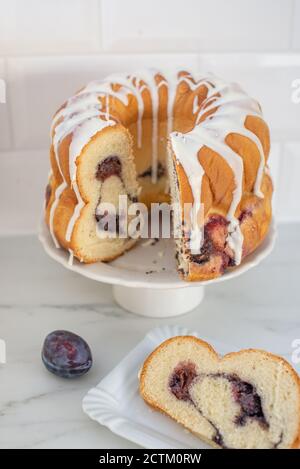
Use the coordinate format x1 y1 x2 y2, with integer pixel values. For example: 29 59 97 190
39 220 276 319
113 284 205 318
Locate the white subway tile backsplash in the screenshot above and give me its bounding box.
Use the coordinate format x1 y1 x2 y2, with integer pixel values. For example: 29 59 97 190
195 54 300 141
0 0 297 232
7 56 100 149
7 53 300 150
0 149 49 234
292 0 300 50
0 59 11 150
7 54 198 149
0 0 101 55
276 143 300 222
102 0 292 52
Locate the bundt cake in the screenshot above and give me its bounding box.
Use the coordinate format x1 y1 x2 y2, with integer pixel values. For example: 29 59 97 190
45 69 273 280
139 336 300 449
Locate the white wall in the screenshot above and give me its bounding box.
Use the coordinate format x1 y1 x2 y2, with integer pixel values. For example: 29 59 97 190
1 0 299 55
0 0 300 234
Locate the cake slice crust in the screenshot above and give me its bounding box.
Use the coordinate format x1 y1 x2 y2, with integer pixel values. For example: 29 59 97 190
139 336 300 449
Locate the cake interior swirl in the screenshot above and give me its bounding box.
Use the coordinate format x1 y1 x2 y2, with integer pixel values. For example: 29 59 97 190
140 336 300 449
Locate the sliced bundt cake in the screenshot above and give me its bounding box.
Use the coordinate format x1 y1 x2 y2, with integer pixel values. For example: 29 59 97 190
45 70 272 279
140 336 300 449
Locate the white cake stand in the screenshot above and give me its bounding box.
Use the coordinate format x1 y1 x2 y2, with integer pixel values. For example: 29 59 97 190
39 221 276 318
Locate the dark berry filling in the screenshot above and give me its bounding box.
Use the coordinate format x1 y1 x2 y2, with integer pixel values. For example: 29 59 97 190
188 208 254 271
189 214 233 270
190 237 213 265
95 156 122 182
169 361 197 401
227 374 268 429
227 257 236 268
139 162 165 179
238 209 252 223
95 210 120 235
205 214 228 233
45 183 51 207
169 362 227 448
206 372 268 430
169 364 269 448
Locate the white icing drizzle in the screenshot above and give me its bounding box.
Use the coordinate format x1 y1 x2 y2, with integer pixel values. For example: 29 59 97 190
163 71 216 135
49 70 267 264
77 72 159 179
49 182 67 248
163 71 178 136
49 85 116 247
66 115 115 242
68 249 74 266
105 93 110 121
134 70 160 183
49 71 159 247
196 82 265 197
193 95 200 115
170 77 266 264
171 133 205 254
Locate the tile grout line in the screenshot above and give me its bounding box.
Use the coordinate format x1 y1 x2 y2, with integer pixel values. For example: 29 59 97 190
97 0 104 51
289 0 296 51
3 57 16 151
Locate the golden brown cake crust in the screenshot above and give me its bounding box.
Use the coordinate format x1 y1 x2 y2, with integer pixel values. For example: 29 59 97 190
185 173 273 281
139 336 300 449
46 71 273 279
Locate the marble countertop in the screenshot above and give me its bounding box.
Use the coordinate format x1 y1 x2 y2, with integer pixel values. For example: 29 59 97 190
0 224 299 449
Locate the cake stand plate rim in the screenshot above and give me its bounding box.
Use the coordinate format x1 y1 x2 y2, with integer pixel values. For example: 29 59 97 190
38 219 277 290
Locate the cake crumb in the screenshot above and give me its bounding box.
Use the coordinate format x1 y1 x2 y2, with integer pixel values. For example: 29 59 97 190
142 238 159 247
142 239 154 247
